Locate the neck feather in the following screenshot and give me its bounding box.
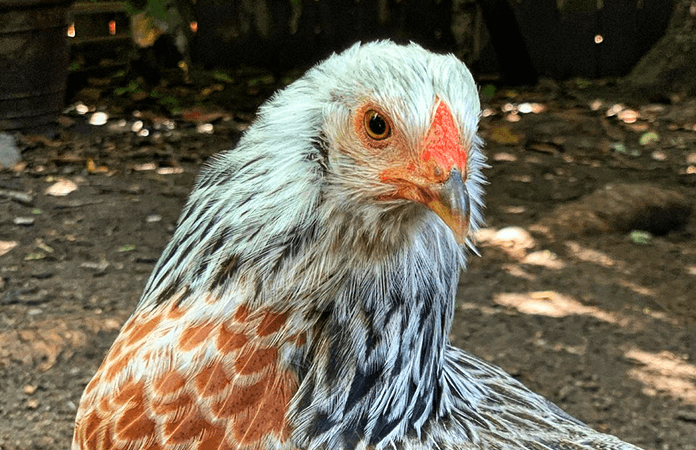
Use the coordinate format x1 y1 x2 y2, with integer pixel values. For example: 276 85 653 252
289 226 462 449
137 150 465 449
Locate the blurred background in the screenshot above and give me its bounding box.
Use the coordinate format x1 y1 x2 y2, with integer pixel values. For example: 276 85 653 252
0 0 692 132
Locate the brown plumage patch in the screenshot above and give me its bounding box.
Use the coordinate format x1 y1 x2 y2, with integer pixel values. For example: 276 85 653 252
113 378 145 406
102 348 133 382
233 304 251 322
126 315 163 347
217 324 248 353
211 374 272 417
83 372 102 396
166 301 186 320
199 426 232 450
152 391 196 416
290 332 307 346
179 322 216 351
73 298 301 450
235 346 277 375
107 337 126 361
80 410 107 450
153 371 186 396
162 407 209 444
195 360 230 397
257 310 287 337
115 400 156 441
232 371 296 444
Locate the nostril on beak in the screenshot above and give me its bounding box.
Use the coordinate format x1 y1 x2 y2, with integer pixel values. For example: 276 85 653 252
433 165 443 179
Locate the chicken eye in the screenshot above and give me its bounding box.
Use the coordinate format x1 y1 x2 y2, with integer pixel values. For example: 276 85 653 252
364 109 391 140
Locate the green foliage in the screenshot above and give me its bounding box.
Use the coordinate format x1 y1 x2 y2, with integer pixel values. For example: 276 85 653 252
639 131 659 146
212 71 234 83
575 77 591 89
480 84 496 98
629 230 653 245
114 80 142 96
158 95 180 112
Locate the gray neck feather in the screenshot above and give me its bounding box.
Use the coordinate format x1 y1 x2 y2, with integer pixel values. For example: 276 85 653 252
288 214 464 450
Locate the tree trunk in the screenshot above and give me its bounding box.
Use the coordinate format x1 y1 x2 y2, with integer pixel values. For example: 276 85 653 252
626 0 696 99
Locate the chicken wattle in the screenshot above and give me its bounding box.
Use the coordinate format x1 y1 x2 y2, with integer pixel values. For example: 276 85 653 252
73 41 642 450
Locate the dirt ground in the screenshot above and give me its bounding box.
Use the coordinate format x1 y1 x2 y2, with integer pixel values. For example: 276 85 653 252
0 72 695 450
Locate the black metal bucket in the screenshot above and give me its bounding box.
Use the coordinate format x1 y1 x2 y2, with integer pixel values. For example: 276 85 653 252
0 0 74 131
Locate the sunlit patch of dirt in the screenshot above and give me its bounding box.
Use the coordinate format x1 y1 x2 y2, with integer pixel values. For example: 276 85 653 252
625 348 696 404
493 291 627 325
564 241 625 269
522 250 567 269
0 316 124 372
616 278 656 298
501 263 537 280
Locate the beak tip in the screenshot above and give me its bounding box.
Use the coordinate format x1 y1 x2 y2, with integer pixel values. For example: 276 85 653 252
428 168 470 245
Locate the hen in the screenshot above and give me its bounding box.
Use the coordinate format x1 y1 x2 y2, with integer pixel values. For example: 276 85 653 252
73 41 642 450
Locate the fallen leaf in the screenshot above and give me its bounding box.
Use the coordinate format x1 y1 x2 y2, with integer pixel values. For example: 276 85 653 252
0 241 19 257
45 179 77 197
89 112 108 126
639 131 660 146
630 230 653 245
527 142 560 155
87 159 109 173
24 252 46 261
0 189 34 205
493 152 517 162
156 167 184 175
490 126 522 145
131 11 162 47
181 106 224 123
81 261 110 271
618 109 639 124
35 239 54 254
651 150 667 161
212 71 234 83
611 142 627 153
13 217 35 226
201 84 224 97
24 135 63 148
133 163 156 171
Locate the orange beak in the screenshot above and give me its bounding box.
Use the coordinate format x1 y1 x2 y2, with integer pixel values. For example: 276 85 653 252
380 100 471 245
